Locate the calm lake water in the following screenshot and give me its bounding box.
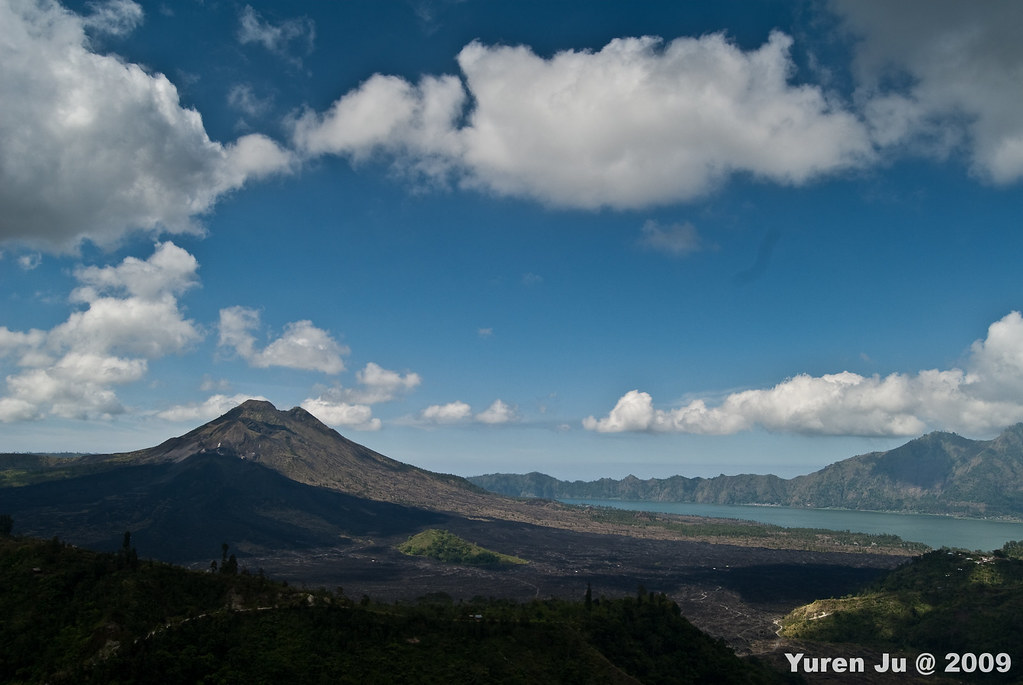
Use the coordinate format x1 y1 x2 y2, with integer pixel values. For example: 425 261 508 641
560 499 1023 551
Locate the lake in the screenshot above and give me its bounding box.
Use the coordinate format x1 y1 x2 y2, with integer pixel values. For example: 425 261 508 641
560 499 1023 551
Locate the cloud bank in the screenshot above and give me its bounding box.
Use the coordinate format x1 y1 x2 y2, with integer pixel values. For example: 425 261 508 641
291 3 1023 207
584 311 1023 438
0 0 293 252
0 242 201 421
292 32 874 209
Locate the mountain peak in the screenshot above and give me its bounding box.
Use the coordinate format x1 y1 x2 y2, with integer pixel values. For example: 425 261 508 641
238 398 278 411
114 399 499 515
224 398 285 421
219 400 331 436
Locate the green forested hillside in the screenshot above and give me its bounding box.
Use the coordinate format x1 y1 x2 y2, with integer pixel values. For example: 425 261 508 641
0 535 795 685
780 543 1023 682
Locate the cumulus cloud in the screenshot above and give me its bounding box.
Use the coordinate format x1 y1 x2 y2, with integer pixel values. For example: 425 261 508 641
0 0 294 252
300 397 380 431
298 362 420 430
0 242 202 421
0 327 47 362
217 306 348 374
585 312 1023 438
833 0 1023 184
420 401 473 423
52 242 202 358
349 362 421 403
157 393 268 423
292 32 873 209
475 398 518 425
416 398 518 426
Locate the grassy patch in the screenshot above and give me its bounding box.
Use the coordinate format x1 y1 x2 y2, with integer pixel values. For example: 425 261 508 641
397 529 528 566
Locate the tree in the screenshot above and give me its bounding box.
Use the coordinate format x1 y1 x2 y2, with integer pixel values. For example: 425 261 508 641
219 543 238 575
121 531 139 570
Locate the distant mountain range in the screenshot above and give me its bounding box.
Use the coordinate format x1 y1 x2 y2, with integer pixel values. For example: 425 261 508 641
469 425 1023 519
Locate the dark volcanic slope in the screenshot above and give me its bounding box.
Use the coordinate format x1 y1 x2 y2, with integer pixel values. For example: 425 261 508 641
99 399 550 522
2 448 447 562
0 400 650 550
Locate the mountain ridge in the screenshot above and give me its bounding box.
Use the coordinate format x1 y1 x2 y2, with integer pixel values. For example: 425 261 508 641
89 396 491 509
470 424 1023 519
0 399 635 559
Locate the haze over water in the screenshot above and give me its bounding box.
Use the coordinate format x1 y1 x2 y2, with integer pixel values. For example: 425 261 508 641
562 500 1023 551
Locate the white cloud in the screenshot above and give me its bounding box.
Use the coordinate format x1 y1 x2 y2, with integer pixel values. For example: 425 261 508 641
4 353 147 419
237 5 315 67
349 362 421 403
157 393 269 423
71 240 199 301
416 398 519 426
259 321 347 374
51 295 202 358
300 397 380 431
291 73 466 175
833 0 1023 184
0 0 294 252
298 363 420 430
965 310 1023 401
585 311 1023 438
0 327 47 361
638 220 704 257
0 242 203 422
475 398 517 425
293 32 873 209
420 401 473 423
52 242 202 358
217 306 348 374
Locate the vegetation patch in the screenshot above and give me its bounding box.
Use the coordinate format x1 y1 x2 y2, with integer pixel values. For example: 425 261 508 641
779 542 1023 682
397 528 528 566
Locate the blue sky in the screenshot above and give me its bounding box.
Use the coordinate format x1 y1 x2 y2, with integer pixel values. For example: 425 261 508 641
2 0 1023 479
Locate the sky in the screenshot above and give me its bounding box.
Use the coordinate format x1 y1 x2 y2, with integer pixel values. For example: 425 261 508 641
2 0 1023 480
